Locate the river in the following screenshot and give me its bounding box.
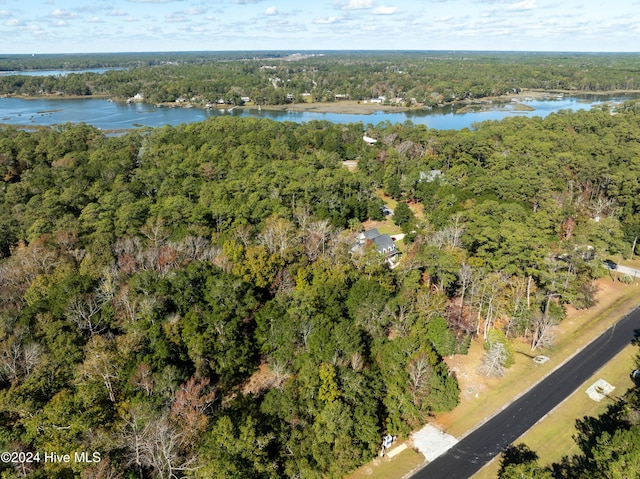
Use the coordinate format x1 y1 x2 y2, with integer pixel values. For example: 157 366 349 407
0 68 125 77
0 95 630 131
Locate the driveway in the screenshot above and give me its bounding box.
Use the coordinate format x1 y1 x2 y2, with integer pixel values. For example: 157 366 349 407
605 261 640 277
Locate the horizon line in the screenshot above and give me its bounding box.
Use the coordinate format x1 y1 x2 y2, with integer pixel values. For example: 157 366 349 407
3 49 640 57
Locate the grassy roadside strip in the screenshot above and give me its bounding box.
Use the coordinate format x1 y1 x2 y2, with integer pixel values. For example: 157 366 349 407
346 447 425 479
472 343 638 479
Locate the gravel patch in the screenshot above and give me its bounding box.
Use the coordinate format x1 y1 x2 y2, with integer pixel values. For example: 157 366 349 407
411 424 458 461
586 379 615 401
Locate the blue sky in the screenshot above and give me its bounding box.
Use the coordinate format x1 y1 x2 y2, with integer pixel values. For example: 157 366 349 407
1 0 639 54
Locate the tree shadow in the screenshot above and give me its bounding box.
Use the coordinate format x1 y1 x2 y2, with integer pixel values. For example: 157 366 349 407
499 443 539 476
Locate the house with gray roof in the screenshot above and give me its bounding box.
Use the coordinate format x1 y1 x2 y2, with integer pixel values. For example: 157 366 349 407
353 228 399 265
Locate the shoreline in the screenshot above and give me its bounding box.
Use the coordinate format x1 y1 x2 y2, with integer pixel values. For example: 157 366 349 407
8 93 111 101
2 89 638 128
245 87 640 115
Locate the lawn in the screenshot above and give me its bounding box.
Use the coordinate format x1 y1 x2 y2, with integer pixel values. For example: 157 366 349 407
345 446 425 479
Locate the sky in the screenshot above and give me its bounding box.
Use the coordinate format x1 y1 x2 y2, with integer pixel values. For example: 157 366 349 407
1 0 639 54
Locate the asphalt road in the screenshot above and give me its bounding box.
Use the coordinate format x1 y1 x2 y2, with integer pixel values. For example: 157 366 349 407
411 304 640 479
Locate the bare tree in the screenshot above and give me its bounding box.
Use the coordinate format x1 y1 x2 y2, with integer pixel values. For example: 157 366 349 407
258 216 298 256
590 194 617 220
271 268 295 294
504 275 530 338
303 219 331 262
177 236 212 261
66 294 107 335
407 353 432 407
416 288 449 322
0 329 42 383
113 236 144 258
386 301 415 338
0 338 22 382
474 272 508 339
479 341 509 377
457 263 473 319
324 229 353 267
294 205 312 231
429 214 465 250
530 293 560 351
131 362 154 396
141 217 169 249
121 405 147 477
114 285 140 325
299 322 313 352
18 243 59 280
139 416 200 479
22 342 43 378
269 360 291 390
77 336 124 403
96 266 120 303
234 224 254 248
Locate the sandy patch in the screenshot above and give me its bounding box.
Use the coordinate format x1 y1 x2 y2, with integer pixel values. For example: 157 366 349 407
443 339 490 402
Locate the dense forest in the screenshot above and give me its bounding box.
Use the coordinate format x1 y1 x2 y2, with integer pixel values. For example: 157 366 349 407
3 52 640 106
498 350 640 479
0 98 640 478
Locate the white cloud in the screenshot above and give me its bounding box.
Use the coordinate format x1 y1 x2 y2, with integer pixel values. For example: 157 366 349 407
436 15 454 22
4 17 19 26
314 16 340 24
508 0 536 11
179 24 207 32
24 24 44 35
233 0 264 4
87 16 102 23
341 0 374 10
373 6 400 14
50 9 76 19
166 13 187 22
0 9 10 17
184 8 205 15
52 20 68 27
107 9 128 16
265 6 277 15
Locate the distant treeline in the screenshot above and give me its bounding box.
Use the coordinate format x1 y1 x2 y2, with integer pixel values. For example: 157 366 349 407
2 51 640 106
